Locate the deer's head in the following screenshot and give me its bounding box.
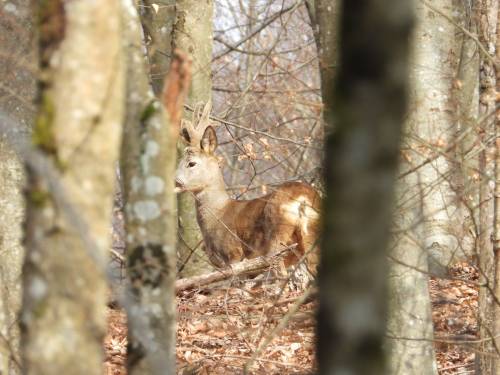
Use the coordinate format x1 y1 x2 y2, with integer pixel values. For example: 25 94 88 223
175 102 222 194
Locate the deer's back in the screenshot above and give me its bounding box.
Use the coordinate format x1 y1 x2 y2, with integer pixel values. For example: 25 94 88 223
200 181 320 267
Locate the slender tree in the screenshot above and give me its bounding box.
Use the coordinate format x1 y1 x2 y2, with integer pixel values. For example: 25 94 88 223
386 0 469 372
21 1 124 373
140 0 176 96
476 0 498 372
491 2 500 373
172 0 214 276
120 0 190 373
316 1 413 374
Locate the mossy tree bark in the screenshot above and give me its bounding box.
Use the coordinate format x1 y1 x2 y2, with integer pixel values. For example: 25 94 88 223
0 1 35 373
120 1 190 373
172 0 214 277
21 1 124 374
315 0 413 374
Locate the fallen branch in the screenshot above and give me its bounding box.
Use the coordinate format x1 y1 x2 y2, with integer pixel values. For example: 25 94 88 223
175 256 274 293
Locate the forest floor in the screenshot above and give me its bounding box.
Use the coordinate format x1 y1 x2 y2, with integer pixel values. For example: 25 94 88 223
103 262 478 374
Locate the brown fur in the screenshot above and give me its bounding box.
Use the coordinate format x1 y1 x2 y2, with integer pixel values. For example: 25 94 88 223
196 182 320 271
175 118 321 276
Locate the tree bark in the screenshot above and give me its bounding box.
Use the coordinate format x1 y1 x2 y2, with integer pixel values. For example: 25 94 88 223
140 0 176 96
492 2 500 373
386 1 467 373
120 1 190 373
387 177 438 375
315 1 413 374
409 0 466 277
308 0 340 111
21 1 124 374
172 0 214 277
476 1 498 372
0 1 35 373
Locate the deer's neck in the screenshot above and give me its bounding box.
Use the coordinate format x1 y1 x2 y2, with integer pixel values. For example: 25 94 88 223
194 177 231 219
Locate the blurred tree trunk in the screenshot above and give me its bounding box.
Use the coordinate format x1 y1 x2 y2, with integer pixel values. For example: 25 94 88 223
476 0 498 372
172 0 213 277
21 1 124 374
0 1 35 372
120 1 190 373
316 1 413 374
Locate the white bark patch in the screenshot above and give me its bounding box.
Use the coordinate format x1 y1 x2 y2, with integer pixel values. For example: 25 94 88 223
146 140 159 156
122 0 138 18
140 154 150 174
133 200 160 221
29 277 48 300
131 176 142 193
141 140 160 174
4 3 18 14
145 176 165 196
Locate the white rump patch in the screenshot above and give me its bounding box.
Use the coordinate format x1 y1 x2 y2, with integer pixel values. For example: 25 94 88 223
281 196 319 235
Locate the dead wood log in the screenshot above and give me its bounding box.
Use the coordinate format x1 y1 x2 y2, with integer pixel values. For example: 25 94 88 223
175 256 273 293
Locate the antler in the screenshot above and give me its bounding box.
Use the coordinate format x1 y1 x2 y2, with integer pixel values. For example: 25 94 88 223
180 101 217 148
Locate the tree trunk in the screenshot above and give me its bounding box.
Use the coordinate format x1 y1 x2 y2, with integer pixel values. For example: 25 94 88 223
492 2 500 373
386 0 467 372
409 0 464 277
308 0 340 111
0 1 35 373
172 0 214 277
387 175 438 375
476 0 498 372
315 1 413 374
120 1 190 373
21 1 124 373
140 0 176 96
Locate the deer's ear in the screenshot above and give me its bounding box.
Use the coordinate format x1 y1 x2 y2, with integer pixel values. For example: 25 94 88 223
180 124 192 144
200 126 217 154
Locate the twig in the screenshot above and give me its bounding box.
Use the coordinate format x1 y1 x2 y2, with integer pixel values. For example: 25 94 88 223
243 286 313 373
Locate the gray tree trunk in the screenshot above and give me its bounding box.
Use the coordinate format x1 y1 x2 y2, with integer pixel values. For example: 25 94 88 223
140 0 176 96
21 1 124 373
307 0 340 110
409 0 464 277
172 0 214 277
315 0 413 374
387 178 438 375
120 1 189 373
0 2 35 373
386 0 466 373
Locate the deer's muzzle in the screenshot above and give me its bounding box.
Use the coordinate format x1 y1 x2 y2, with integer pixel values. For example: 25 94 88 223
174 179 185 193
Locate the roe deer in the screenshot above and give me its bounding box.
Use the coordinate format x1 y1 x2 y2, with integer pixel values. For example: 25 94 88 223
174 103 321 281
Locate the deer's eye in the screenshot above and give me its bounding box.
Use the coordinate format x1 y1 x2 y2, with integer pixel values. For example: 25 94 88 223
188 161 197 168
